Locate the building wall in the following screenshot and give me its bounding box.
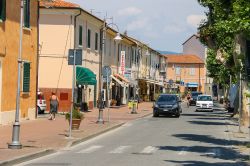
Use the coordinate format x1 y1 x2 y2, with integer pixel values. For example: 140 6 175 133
75 12 102 108
183 35 206 60
39 9 102 111
39 9 75 112
0 0 38 124
167 63 205 93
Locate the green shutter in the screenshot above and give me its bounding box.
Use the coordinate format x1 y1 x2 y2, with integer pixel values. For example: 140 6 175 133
23 0 30 28
23 62 30 92
0 0 6 21
79 26 82 46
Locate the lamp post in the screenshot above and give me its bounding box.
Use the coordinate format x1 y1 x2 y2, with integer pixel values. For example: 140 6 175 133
8 0 24 149
97 19 122 124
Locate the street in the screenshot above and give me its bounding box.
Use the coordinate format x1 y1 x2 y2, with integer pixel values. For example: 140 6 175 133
15 103 249 166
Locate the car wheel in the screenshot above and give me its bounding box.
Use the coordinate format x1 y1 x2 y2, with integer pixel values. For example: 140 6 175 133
176 114 180 118
153 111 159 117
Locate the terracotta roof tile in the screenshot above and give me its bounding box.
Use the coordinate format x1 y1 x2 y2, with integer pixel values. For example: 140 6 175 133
40 0 79 8
164 54 204 64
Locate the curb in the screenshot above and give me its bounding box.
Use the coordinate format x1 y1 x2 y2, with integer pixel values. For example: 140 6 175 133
0 112 152 165
0 149 55 166
67 112 152 147
67 122 126 147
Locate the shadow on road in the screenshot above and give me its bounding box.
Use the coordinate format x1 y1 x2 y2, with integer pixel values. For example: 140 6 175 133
173 134 246 146
164 160 248 166
158 145 248 161
187 120 236 126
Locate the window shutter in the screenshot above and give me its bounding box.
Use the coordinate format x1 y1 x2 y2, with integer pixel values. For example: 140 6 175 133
87 29 91 48
0 0 6 21
79 26 83 46
23 62 30 92
23 0 30 28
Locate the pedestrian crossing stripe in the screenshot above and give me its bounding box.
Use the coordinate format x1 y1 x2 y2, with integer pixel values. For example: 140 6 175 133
140 146 158 154
77 145 103 153
109 146 131 154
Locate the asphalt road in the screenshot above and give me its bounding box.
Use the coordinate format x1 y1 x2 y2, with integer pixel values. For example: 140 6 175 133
16 103 249 166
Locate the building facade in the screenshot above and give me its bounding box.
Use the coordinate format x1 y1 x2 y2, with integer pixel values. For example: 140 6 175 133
0 0 39 124
39 0 103 111
165 55 205 95
183 34 213 96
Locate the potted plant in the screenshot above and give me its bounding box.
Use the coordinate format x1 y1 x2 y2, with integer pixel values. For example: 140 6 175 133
65 107 84 130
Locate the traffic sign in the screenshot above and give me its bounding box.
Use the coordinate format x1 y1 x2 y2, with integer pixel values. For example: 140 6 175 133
102 66 111 83
68 49 82 65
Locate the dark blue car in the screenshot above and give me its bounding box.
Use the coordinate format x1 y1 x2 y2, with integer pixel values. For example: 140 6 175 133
153 94 182 118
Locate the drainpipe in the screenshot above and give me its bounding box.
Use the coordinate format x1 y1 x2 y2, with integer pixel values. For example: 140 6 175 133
35 0 40 119
74 9 82 49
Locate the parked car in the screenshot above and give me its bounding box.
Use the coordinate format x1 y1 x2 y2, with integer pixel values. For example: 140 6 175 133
196 95 214 112
37 91 46 114
189 91 202 105
153 94 182 117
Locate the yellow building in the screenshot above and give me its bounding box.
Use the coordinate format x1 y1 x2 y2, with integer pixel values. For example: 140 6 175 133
0 0 39 125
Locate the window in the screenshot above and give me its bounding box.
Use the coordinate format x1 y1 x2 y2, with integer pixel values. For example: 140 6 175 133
23 0 30 28
95 32 98 50
22 62 30 92
87 29 91 48
175 66 181 75
79 25 83 46
190 67 195 75
109 38 111 56
0 0 6 21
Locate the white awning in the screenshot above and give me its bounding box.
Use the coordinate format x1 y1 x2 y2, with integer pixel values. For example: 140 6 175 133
111 75 129 87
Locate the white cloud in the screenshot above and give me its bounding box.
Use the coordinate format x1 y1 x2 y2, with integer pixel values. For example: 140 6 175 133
186 14 206 28
163 24 186 33
118 7 142 17
126 18 148 31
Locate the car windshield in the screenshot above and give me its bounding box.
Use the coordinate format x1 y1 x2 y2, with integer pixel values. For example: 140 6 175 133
157 95 177 102
197 96 212 101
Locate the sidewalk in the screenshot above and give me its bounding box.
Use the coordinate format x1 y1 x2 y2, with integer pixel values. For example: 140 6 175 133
214 102 250 159
0 102 153 165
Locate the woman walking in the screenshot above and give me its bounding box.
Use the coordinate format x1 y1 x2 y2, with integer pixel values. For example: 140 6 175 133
48 92 59 120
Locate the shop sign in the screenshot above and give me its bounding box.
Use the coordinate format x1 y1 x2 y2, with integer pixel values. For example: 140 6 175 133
119 51 125 75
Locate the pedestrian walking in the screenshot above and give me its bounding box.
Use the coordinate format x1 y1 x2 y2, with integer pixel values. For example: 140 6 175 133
48 92 59 120
187 92 191 108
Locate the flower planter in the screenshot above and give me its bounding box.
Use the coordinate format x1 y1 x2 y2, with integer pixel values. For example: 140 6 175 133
70 119 82 130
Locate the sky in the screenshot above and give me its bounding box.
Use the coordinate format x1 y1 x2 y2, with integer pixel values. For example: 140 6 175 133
69 0 207 53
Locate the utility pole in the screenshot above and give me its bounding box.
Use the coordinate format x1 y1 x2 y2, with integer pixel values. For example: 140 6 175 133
9 0 24 149
97 19 106 124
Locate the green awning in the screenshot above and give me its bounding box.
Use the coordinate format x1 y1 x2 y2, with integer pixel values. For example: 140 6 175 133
76 67 97 85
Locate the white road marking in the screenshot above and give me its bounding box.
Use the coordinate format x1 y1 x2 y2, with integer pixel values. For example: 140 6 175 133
140 146 158 154
205 148 221 157
109 146 131 154
77 145 103 153
178 147 189 155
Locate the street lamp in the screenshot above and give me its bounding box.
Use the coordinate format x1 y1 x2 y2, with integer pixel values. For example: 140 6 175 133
8 0 24 149
97 19 122 124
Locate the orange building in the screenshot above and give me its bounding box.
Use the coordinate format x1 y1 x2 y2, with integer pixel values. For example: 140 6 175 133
0 0 39 124
165 55 205 94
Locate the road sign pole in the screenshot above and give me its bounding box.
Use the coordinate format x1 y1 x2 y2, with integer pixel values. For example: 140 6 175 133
69 50 76 138
107 75 110 122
